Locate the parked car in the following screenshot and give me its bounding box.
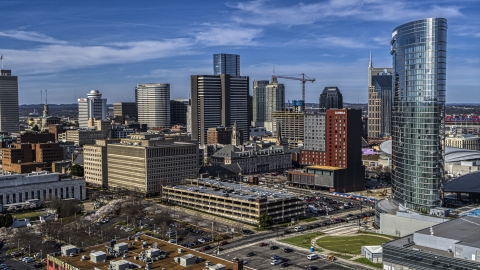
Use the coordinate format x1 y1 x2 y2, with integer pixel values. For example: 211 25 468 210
271 259 282 265
294 226 303 232
271 255 280 260
284 248 293 253
259 242 268 247
307 254 319 260
270 245 279 250
281 262 290 267
219 241 228 246
246 252 255 257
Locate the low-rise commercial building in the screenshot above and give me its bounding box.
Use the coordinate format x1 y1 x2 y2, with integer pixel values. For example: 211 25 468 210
211 144 291 174
46 235 244 270
445 134 480 150
288 165 363 192
383 215 480 269
2 142 63 173
0 171 86 205
107 133 197 195
163 180 304 224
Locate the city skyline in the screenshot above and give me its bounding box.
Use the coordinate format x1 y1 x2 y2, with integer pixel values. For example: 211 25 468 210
0 0 478 104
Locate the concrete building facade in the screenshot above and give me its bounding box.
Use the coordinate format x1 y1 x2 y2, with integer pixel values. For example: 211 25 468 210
211 144 292 174
0 171 86 205
163 180 303 224
271 105 305 149
445 134 480 150
84 139 119 188
107 133 197 195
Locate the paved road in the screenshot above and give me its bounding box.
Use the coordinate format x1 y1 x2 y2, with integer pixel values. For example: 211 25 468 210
0 244 40 270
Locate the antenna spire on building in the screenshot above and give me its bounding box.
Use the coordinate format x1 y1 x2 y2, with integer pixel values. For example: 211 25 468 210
0 55 3 69
369 51 373 68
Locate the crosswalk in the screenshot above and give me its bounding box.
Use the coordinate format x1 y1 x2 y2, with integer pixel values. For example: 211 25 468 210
320 224 361 236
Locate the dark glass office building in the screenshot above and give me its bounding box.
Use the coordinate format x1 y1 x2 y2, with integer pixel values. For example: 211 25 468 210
213 54 240 76
391 18 447 212
170 99 189 126
319 87 343 109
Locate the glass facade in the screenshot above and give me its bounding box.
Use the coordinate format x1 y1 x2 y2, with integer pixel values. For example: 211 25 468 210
391 18 447 212
372 72 393 136
213 53 240 76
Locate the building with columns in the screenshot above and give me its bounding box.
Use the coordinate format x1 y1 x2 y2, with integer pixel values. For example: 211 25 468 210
0 171 86 205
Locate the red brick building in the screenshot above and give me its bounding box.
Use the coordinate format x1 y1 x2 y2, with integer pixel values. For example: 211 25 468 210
289 108 365 192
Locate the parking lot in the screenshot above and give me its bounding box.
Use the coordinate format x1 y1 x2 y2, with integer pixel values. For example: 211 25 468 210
218 242 358 270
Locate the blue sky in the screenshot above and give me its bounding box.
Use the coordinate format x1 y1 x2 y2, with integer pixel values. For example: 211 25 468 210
0 0 479 105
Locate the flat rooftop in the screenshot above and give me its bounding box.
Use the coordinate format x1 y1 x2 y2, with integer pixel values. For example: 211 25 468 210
305 165 344 171
386 216 480 253
171 179 299 202
48 235 247 270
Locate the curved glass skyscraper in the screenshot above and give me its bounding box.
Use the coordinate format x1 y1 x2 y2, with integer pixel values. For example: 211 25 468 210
391 18 447 212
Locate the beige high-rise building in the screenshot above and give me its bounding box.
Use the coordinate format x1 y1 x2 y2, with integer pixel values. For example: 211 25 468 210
367 54 393 138
107 133 197 195
272 104 305 149
84 139 119 188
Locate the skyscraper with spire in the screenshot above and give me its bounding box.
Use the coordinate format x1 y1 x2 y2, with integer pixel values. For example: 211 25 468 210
367 53 393 138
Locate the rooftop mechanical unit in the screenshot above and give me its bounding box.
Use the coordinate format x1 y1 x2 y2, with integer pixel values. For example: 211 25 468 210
113 242 128 253
90 251 107 263
146 248 161 258
208 264 226 270
110 259 131 270
179 254 196 266
61 245 78 256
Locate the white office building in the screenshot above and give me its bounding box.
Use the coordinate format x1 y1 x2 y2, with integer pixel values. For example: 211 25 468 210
78 90 107 128
0 171 86 206
136 83 170 129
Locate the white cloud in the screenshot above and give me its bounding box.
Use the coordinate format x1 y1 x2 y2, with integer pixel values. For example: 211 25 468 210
0 30 68 44
317 36 368 49
229 0 463 26
193 24 263 46
2 38 195 74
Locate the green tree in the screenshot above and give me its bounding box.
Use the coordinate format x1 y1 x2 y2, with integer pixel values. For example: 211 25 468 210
70 164 84 177
0 213 14 227
258 212 272 228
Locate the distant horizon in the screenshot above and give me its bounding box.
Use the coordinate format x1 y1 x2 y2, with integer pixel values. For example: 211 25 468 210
19 102 480 106
0 1 478 104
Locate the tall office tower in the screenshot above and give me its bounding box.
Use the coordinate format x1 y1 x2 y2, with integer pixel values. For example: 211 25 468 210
252 79 269 126
170 99 189 126
0 70 19 133
78 90 107 128
391 18 447 212
272 101 305 148
191 75 249 145
135 84 170 129
113 102 138 123
319 87 343 109
252 77 285 131
367 55 393 138
213 53 240 76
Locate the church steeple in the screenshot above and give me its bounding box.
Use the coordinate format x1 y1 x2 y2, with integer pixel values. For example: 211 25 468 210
231 122 240 146
42 89 50 118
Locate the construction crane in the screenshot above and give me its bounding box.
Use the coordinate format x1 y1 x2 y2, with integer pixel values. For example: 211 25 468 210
274 73 315 101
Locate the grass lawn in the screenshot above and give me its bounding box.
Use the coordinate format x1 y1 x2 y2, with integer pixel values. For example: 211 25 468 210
300 217 318 223
279 232 323 250
316 235 388 254
334 254 353 260
12 211 42 220
354 257 383 268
